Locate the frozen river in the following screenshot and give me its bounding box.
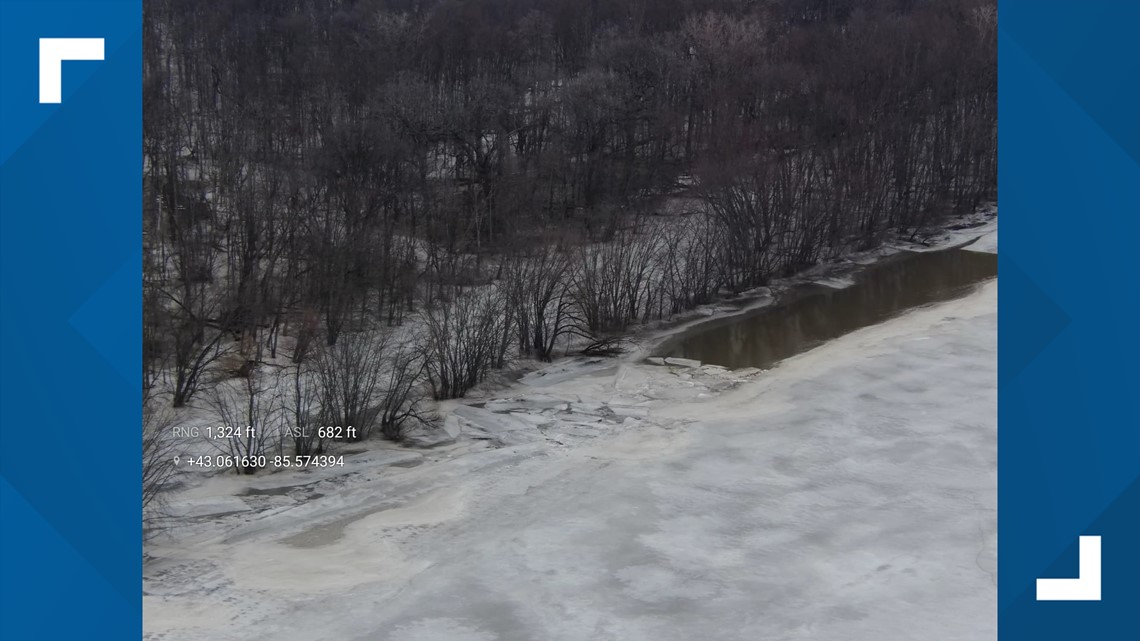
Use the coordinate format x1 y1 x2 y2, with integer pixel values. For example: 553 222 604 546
146 239 997 641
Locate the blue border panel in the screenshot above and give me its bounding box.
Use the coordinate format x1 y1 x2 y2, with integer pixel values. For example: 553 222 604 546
999 1 1140 640
0 1 141 639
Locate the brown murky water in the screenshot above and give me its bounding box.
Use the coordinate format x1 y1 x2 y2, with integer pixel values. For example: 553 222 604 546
654 249 997 370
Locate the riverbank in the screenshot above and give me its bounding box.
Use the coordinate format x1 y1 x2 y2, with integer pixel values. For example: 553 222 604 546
144 217 997 640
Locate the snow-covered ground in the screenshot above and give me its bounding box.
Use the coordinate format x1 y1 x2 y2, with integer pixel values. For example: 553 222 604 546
145 223 997 640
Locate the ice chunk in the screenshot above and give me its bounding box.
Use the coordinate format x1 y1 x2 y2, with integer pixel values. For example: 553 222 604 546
608 405 649 418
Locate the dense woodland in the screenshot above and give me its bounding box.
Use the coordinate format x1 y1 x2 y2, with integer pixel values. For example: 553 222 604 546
142 0 996 476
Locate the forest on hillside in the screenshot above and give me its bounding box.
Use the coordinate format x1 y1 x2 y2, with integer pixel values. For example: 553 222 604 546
142 0 996 475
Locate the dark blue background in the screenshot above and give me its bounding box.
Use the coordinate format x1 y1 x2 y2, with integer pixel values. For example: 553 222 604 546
0 0 141 639
1000 1 1140 639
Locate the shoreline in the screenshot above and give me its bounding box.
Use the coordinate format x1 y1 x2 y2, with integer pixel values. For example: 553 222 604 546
147 208 998 534
144 234 998 641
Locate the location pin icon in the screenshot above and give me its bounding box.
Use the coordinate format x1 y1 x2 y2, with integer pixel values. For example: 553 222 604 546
174 456 180 466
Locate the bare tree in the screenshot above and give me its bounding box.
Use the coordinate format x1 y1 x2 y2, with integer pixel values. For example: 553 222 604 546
420 287 510 400
142 396 178 535
377 340 428 441
503 244 579 361
281 358 325 456
313 330 389 440
205 367 281 474
572 224 661 334
658 213 722 316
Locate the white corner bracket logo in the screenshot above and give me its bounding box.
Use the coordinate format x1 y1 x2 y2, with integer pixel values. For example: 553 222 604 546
1036 535 1102 601
39 38 105 104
